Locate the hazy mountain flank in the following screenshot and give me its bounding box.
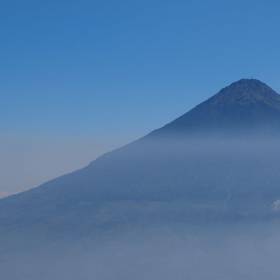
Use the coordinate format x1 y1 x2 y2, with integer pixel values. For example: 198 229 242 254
1 79 280 237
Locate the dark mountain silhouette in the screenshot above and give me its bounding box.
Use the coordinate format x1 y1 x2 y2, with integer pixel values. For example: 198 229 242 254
151 79 280 136
1 79 280 238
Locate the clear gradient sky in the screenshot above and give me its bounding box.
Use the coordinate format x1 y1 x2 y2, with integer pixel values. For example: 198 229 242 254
1 0 280 195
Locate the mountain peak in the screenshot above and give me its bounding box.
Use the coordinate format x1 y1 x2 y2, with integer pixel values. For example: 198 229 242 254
152 79 280 136
206 79 280 106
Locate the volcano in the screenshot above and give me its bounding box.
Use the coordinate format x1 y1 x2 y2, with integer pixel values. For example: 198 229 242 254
151 79 280 136
1 79 280 237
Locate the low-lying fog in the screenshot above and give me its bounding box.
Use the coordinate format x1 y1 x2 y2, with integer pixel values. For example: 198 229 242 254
2 135 280 279
1 222 280 280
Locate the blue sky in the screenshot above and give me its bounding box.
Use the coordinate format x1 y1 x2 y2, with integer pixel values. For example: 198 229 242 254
1 0 280 194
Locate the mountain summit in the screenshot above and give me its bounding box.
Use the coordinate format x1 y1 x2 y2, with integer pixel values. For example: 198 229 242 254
153 79 280 136
206 79 280 107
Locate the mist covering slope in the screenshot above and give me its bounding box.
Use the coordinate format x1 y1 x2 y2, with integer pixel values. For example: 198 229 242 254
1 79 280 237
2 79 280 280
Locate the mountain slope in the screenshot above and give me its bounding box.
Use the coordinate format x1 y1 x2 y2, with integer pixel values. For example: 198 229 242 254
1 79 280 237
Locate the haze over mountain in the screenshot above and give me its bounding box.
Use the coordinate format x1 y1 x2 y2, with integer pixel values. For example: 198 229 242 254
1 79 280 239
